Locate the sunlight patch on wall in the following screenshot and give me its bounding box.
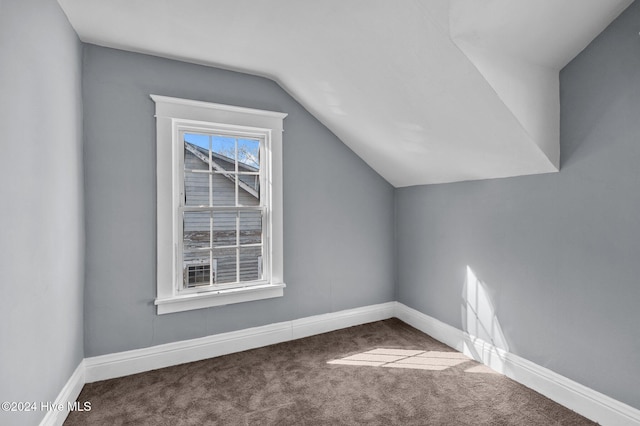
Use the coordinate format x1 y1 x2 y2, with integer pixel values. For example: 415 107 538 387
462 266 509 352
461 266 510 374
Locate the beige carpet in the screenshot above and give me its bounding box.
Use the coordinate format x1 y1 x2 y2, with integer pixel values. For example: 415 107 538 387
65 319 596 425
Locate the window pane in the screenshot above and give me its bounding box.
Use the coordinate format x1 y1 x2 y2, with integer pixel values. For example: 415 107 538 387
237 175 260 207
211 172 237 207
240 211 262 245
238 174 260 205
183 211 210 249
211 136 236 171
184 171 210 207
237 181 259 206
213 247 237 284
238 139 260 204
212 211 237 247
184 134 210 171
238 138 260 171
240 247 262 282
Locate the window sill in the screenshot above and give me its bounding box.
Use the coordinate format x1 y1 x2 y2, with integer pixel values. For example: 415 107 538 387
155 282 285 315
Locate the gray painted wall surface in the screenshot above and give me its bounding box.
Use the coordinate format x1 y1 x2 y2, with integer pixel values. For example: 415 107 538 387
396 2 640 410
0 0 85 425
82 45 395 357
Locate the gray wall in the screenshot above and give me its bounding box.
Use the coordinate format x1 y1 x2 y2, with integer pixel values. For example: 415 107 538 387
0 0 85 425
82 45 395 357
396 1 640 410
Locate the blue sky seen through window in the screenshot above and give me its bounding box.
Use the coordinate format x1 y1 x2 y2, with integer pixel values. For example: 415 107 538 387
185 133 259 169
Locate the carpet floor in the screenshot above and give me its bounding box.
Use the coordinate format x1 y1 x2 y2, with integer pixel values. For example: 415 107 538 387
65 319 596 425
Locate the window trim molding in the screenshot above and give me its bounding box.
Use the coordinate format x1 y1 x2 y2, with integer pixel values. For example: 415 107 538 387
151 95 287 314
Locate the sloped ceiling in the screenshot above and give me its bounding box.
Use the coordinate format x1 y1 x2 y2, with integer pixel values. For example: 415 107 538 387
57 0 633 187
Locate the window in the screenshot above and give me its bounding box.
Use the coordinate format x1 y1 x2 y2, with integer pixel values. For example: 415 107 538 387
151 95 287 314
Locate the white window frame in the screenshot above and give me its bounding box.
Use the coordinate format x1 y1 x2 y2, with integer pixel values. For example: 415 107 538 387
151 95 287 314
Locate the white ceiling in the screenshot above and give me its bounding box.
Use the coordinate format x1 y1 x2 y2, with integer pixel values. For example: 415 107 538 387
57 0 633 187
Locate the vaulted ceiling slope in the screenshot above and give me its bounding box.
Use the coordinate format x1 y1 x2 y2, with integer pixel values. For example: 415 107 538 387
57 0 633 187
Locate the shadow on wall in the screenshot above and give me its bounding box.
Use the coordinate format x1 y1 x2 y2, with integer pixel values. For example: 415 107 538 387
461 266 509 370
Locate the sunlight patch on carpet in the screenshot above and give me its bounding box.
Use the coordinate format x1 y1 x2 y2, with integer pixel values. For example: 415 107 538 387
464 364 501 374
328 349 475 371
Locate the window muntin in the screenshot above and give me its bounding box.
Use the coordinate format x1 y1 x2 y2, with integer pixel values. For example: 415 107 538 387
179 130 267 293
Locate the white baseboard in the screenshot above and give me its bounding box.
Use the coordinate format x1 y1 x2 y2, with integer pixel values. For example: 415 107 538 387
394 302 640 426
85 302 396 383
49 301 640 426
39 361 85 426
292 302 396 340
